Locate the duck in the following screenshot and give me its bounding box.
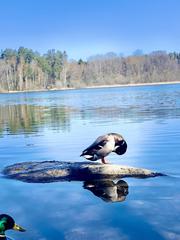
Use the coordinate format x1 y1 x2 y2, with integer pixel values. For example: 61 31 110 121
80 133 127 164
0 214 25 239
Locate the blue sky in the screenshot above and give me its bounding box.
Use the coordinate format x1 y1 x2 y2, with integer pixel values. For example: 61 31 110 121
0 0 180 59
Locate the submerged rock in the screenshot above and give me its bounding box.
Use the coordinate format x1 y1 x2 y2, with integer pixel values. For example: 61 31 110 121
2 161 165 183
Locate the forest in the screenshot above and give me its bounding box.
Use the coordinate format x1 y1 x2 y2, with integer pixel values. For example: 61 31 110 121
0 47 180 92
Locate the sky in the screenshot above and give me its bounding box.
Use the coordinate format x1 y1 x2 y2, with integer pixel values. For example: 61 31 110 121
0 0 180 59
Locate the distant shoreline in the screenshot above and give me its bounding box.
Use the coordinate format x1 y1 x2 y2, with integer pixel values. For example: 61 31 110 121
0 81 180 94
82 81 180 90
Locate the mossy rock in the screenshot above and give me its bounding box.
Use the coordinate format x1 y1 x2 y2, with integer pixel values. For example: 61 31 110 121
2 161 165 183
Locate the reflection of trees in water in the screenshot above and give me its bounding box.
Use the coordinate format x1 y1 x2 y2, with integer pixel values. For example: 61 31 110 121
80 105 180 123
83 179 129 203
1 89 180 135
78 87 180 122
0 104 74 135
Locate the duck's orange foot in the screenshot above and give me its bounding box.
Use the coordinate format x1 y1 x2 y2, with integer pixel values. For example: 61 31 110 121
101 158 108 164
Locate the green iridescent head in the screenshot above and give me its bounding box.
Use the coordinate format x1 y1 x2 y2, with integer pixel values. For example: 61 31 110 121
0 214 25 237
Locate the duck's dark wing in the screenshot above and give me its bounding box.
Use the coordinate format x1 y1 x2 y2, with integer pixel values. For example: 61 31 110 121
81 135 108 156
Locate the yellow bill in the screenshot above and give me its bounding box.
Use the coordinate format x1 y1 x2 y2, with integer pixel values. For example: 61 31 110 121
13 223 26 232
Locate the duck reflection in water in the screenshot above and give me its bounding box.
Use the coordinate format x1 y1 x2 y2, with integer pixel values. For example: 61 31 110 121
83 179 129 203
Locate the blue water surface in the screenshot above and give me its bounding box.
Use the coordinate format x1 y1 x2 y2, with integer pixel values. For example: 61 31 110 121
0 84 180 240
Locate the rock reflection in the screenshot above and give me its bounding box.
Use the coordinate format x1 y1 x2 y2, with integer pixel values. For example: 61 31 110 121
83 179 129 203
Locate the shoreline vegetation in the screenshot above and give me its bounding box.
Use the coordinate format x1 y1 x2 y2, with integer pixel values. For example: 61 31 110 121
1 80 180 94
1 47 180 93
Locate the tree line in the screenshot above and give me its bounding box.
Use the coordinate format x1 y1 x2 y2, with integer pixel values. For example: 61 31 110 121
0 47 180 92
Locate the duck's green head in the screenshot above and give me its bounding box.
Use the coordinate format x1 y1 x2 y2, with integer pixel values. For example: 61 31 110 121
0 214 25 237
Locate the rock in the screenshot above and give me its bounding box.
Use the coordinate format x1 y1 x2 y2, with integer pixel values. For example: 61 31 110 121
2 161 165 183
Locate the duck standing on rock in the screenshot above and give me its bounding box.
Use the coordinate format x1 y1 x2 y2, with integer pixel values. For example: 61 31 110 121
0 214 25 239
80 133 127 164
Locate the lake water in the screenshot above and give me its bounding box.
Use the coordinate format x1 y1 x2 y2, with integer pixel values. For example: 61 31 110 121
0 84 180 240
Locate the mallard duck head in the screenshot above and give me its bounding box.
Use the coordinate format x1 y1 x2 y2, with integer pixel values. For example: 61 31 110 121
0 214 25 239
